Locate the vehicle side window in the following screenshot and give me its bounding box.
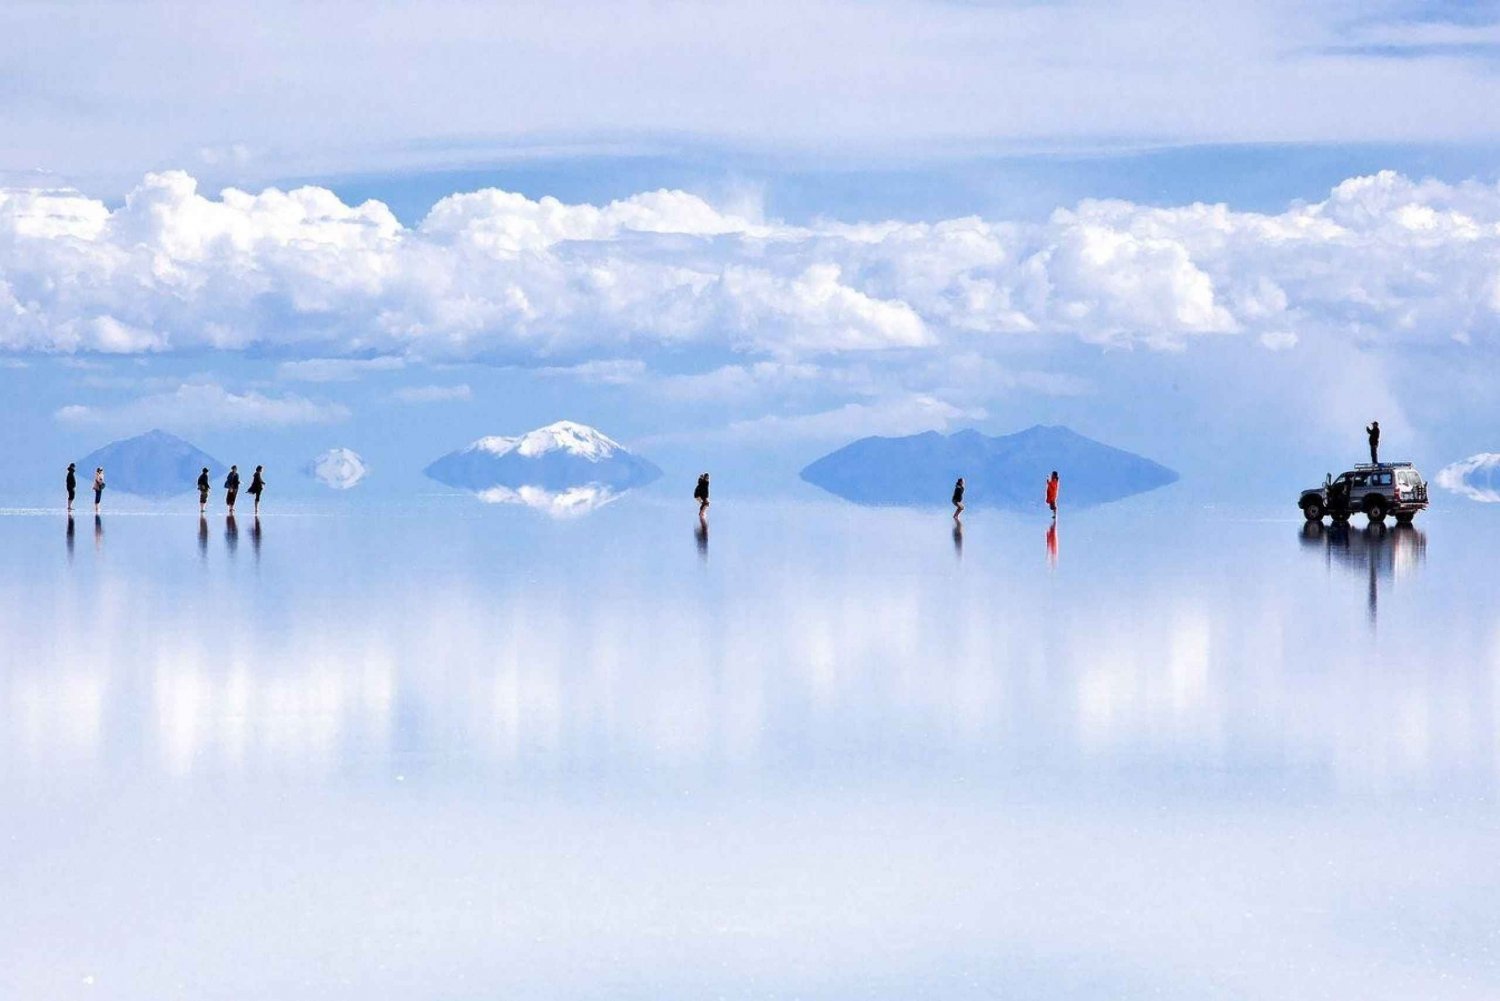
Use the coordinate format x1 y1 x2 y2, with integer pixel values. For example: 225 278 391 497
1374 472 1393 486
1349 473 1368 487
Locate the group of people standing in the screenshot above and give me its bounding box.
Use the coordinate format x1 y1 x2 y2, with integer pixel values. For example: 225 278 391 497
197 465 267 515
63 463 107 514
66 463 266 514
951 471 1062 521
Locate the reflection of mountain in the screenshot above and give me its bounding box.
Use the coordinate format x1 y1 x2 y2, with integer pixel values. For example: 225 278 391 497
425 421 660 510
801 425 1177 508
77 429 223 498
307 447 369 490
475 484 623 517
1436 453 1500 502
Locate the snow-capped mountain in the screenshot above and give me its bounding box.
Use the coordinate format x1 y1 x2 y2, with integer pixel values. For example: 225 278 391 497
425 420 661 497
801 425 1177 509
1436 452 1500 503
306 448 369 490
76 429 224 498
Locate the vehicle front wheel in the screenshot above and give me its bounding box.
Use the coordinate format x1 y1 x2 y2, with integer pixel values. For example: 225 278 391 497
1365 499 1388 524
1395 512 1415 526
1302 500 1324 522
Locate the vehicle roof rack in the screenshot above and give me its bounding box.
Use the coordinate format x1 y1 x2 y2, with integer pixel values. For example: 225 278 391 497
1353 461 1413 470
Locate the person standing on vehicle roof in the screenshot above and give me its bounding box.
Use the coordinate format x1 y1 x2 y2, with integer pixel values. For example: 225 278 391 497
1367 421 1380 465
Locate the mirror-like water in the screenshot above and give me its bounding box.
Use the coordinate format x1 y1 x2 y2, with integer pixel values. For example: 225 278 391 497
2 500 1496 999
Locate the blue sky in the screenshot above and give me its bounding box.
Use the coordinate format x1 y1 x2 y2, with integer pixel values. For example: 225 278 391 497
3 0 1500 502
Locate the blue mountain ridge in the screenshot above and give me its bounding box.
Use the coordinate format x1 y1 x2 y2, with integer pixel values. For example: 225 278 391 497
76 430 225 499
800 425 1178 509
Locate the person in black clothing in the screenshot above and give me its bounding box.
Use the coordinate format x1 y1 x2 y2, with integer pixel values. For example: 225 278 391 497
952 477 965 521
694 473 710 521
197 467 211 513
224 465 240 512
1367 421 1380 465
249 465 266 514
66 463 77 512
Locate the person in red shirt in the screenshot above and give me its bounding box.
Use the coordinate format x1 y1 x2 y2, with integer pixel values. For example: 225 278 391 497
1045 470 1060 518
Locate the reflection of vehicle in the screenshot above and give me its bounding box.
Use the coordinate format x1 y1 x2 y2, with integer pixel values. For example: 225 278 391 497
1299 520 1427 624
1299 462 1429 525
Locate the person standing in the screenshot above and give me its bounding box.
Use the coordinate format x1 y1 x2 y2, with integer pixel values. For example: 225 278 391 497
197 466 211 513
66 463 77 512
694 473 710 521
1367 421 1380 465
224 465 240 513
952 477 965 521
92 467 105 514
249 465 266 514
1045 470 1060 518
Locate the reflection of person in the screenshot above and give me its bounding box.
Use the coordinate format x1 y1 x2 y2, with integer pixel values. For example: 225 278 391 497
224 465 240 512
694 473 710 521
197 467 211 513
250 516 262 561
1046 520 1058 567
1045 471 1060 518
66 515 75 559
92 467 105 513
952 521 963 558
249 465 266 514
225 512 238 555
198 516 209 558
93 514 103 549
1367 421 1380 464
952 477 965 521
66 463 77 512
695 520 708 560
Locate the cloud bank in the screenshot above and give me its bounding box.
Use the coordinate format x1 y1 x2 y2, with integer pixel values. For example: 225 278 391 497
55 382 350 429
3 169 1500 371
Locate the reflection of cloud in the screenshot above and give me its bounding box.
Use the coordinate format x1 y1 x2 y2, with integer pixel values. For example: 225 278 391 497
307 447 369 490
474 483 622 517
1436 453 1500 503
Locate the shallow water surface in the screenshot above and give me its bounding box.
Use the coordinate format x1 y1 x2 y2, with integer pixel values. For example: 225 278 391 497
2 500 1496 999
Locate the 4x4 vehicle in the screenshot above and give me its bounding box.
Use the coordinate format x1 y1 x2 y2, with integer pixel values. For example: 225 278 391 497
1299 462 1429 526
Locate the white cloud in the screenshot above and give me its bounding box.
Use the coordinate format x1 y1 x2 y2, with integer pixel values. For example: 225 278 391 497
4 169 1500 370
1436 453 1500 503
277 357 406 382
392 383 472 403
55 382 350 429
690 394 987 445
307 447 369 490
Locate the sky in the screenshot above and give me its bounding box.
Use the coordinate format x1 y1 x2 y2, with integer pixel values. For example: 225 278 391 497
3 0 1500 503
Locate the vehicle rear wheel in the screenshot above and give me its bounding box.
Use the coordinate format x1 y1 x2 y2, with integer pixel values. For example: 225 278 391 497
1365 499 1388 524
1302 499 1324 522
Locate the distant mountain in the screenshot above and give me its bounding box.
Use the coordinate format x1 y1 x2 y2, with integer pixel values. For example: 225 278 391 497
801 425 1178 509
307 448 369 490
425 421 661 498
77 429 223 499
1436 453 1499 503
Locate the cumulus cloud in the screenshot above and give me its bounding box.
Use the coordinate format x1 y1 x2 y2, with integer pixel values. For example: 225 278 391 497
392 383 472 403
657 393 988 446
55 382 350 429
1436 453 1500 503
4 169 1500 369
277 357 406 382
